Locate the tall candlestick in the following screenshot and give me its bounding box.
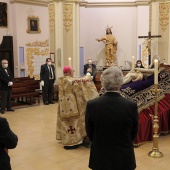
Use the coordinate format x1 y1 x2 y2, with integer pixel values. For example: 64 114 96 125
154 59 158 84
68 57 71 67
132 56 135 70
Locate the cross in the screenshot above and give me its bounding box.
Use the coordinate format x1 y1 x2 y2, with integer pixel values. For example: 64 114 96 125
67 126 76 134
138 32 161 65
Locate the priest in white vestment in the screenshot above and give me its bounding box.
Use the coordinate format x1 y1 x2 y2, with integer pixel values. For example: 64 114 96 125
56 66 99 149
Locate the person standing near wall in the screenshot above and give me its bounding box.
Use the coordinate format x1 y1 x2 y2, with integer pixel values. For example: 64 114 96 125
40 58 56 105
84 58 97 82
0 59 15 114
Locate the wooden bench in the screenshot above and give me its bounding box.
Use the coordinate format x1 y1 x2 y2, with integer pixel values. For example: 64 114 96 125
12 79 41 105
53 84 59 101
13 77 34 83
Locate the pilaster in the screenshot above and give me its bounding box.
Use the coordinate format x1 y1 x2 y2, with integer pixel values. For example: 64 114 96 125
151 1 170 63
48 0 80 78
63 0 80 76
159 2 170 63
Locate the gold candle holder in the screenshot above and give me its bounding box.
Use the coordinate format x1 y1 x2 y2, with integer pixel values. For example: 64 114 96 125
148 84 163 158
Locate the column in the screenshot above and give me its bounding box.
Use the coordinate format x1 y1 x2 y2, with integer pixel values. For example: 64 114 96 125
151 1 170 63
63 0 80 76
48 0 80 79
158 2 170 64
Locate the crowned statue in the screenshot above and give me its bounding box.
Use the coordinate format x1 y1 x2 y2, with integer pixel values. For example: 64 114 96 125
96 26 118 66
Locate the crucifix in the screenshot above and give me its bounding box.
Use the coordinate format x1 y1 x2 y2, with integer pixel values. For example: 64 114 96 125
138 32 161 65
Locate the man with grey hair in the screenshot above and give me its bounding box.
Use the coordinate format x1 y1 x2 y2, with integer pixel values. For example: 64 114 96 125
85 66 138 170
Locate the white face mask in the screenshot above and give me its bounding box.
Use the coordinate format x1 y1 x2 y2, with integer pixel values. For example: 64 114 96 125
137 64 141 67
3 64 8 68
47 62 52 65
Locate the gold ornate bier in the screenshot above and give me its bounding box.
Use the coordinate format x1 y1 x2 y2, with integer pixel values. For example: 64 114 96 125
148 84 163 158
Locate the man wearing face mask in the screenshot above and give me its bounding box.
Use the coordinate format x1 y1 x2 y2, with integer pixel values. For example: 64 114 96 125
84 58 97 82
40 58 56 105
0 59 15 114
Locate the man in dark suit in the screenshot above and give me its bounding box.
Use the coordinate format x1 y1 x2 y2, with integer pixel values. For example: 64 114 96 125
84 59 97 79
40 58 56 105
0 116 18 170
85 66 138 170
0 59 15 114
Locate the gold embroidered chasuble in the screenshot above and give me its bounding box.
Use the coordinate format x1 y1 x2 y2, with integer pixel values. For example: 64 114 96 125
56 76 99 145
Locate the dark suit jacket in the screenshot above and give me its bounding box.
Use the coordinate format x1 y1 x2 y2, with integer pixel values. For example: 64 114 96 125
84 64 96 76
0 66 13 91
85 92 138 170
0 117 18 170
40 64 56 84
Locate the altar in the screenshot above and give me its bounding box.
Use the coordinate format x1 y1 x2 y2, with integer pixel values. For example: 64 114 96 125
94 69 130 92
94 64 170 146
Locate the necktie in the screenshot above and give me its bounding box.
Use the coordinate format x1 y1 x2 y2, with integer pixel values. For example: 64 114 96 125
49 66 52 79
5 68 9 76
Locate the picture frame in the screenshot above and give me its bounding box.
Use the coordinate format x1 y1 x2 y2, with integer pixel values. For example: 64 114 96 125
0 2 7 27
26 16 41 33
50 53 55 63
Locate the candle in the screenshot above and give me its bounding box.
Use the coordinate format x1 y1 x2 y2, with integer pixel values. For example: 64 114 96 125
154 59 158 84
132 56 135 70
68 57 71 67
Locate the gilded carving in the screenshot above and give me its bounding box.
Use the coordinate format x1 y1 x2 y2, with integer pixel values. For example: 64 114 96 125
48 4 55 31
25 40 49 47
159 3 170 32
63 4 73 32
26 48 49 79
142 40 149 68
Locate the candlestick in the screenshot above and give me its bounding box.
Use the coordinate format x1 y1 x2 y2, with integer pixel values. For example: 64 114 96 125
148 84 163 158
68 57 71 67
132 56 135 70
154 59 158 84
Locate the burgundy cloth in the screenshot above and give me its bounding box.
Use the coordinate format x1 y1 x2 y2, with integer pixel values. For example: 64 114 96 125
133 94 170 146
99 70 170 146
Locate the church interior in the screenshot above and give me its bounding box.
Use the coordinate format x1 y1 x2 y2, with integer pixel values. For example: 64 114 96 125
1 0 170 169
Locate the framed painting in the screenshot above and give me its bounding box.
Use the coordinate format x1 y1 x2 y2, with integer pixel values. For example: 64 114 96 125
26 16 41 33
50 53 55 63
0 2 7 27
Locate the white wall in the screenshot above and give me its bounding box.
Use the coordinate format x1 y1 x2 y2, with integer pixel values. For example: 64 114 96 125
14 4 49 76
80 7 137 67
14 4 49 46
80 5 149 68
0 0 149 75
0 1 49 77
137 6 149 66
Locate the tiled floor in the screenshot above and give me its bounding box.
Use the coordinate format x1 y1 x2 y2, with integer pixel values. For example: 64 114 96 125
2 103 170 170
